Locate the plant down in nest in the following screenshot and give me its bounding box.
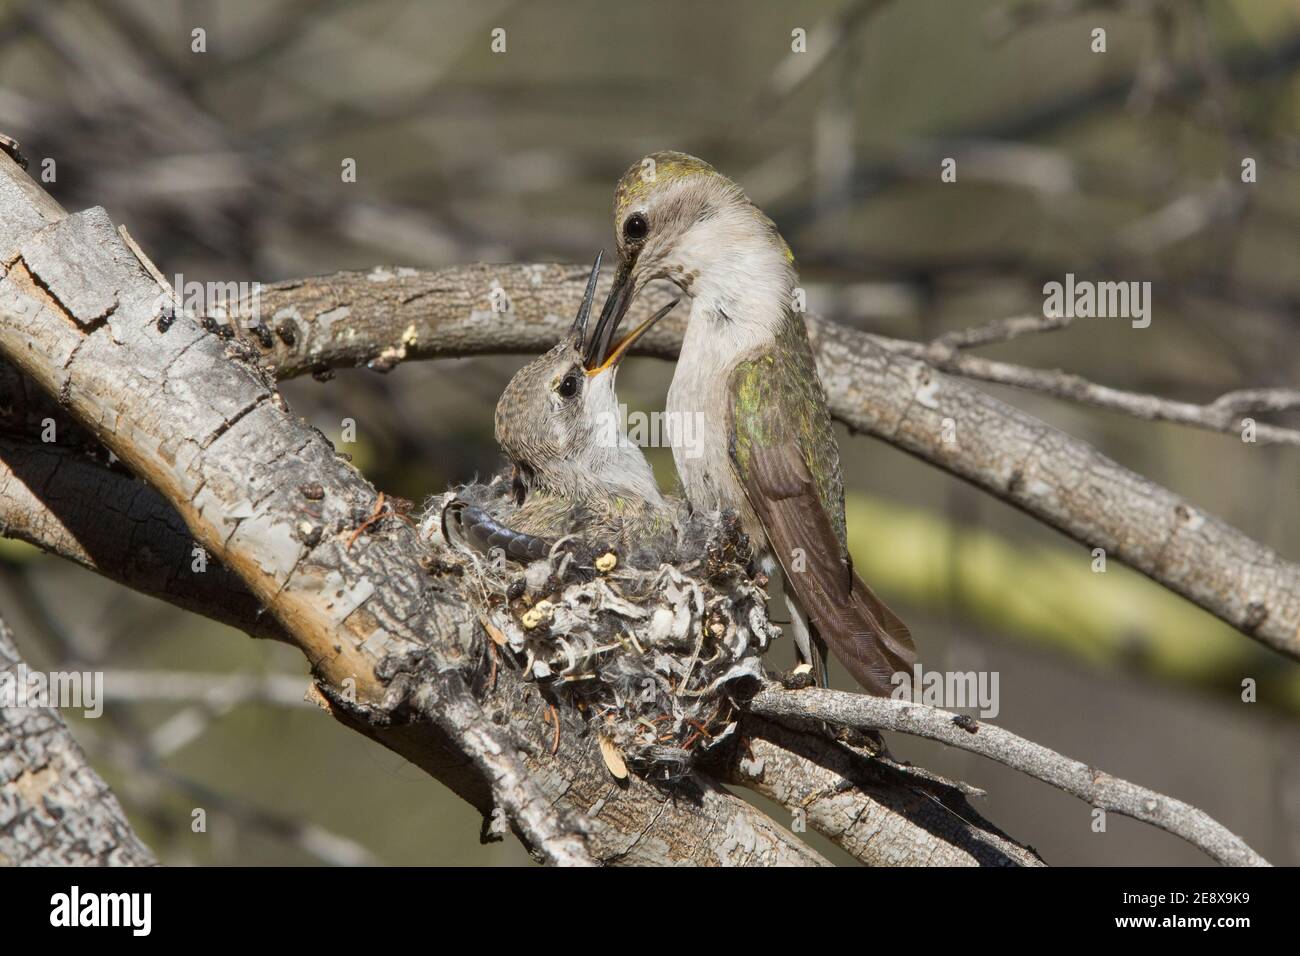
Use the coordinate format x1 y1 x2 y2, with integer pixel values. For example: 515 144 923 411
420 477 781 781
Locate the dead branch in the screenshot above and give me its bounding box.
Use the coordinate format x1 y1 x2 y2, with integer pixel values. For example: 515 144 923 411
70 686 381 867
725 716 1046 867
925 312 1075 353
882 336 1300 446
749 684 1268 867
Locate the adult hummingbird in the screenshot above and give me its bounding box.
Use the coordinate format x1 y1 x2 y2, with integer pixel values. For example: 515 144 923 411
589 152 916 694
446 253 681 561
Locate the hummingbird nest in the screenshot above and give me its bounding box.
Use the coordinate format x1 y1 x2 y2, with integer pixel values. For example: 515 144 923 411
419 477 779 781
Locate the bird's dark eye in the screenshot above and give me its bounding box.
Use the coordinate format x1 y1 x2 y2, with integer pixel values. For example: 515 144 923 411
558 371 580 398
623 213 648 242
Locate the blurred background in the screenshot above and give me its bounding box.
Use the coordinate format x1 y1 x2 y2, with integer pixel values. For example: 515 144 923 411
1 0 1298 865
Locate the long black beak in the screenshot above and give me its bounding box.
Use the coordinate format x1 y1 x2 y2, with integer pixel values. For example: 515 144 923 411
585 254 635 371
569 250 603 350
584 298 679 376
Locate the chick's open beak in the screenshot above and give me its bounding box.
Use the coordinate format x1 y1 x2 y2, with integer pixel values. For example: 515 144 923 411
584 297 679 377
570 251 603 351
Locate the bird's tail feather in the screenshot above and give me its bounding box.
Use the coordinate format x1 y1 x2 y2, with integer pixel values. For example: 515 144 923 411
818 568 916 696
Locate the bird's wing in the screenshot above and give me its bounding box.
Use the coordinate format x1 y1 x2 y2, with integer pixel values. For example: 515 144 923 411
441 498 553 562
728 345 915 695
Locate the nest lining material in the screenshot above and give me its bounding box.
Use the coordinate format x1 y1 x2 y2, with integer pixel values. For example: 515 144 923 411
421 479 780 779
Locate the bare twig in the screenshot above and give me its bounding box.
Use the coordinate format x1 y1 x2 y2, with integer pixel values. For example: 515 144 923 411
749 684 1269 867
755 0 890 108
926 312 1074 355
87 721 381 867
98 670 310 709
879 336 1300 446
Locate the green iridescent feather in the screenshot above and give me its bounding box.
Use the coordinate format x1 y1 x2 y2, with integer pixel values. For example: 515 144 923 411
729 311 847 555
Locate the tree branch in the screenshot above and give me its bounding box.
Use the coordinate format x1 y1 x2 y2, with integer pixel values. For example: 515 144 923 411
883 335 1300 446
925 311 1074 353
818 323 1300 662
749 684 1268 867
0 436 284 641
725 716 1045 867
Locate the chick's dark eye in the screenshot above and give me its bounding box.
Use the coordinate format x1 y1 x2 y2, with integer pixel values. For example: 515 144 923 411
558 372 580 398
623 213 648 242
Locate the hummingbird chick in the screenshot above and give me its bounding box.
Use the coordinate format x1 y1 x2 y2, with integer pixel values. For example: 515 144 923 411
591 151 918 695
447 254 680 566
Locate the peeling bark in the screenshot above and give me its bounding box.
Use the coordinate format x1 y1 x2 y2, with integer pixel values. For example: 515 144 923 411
0 436 282 641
